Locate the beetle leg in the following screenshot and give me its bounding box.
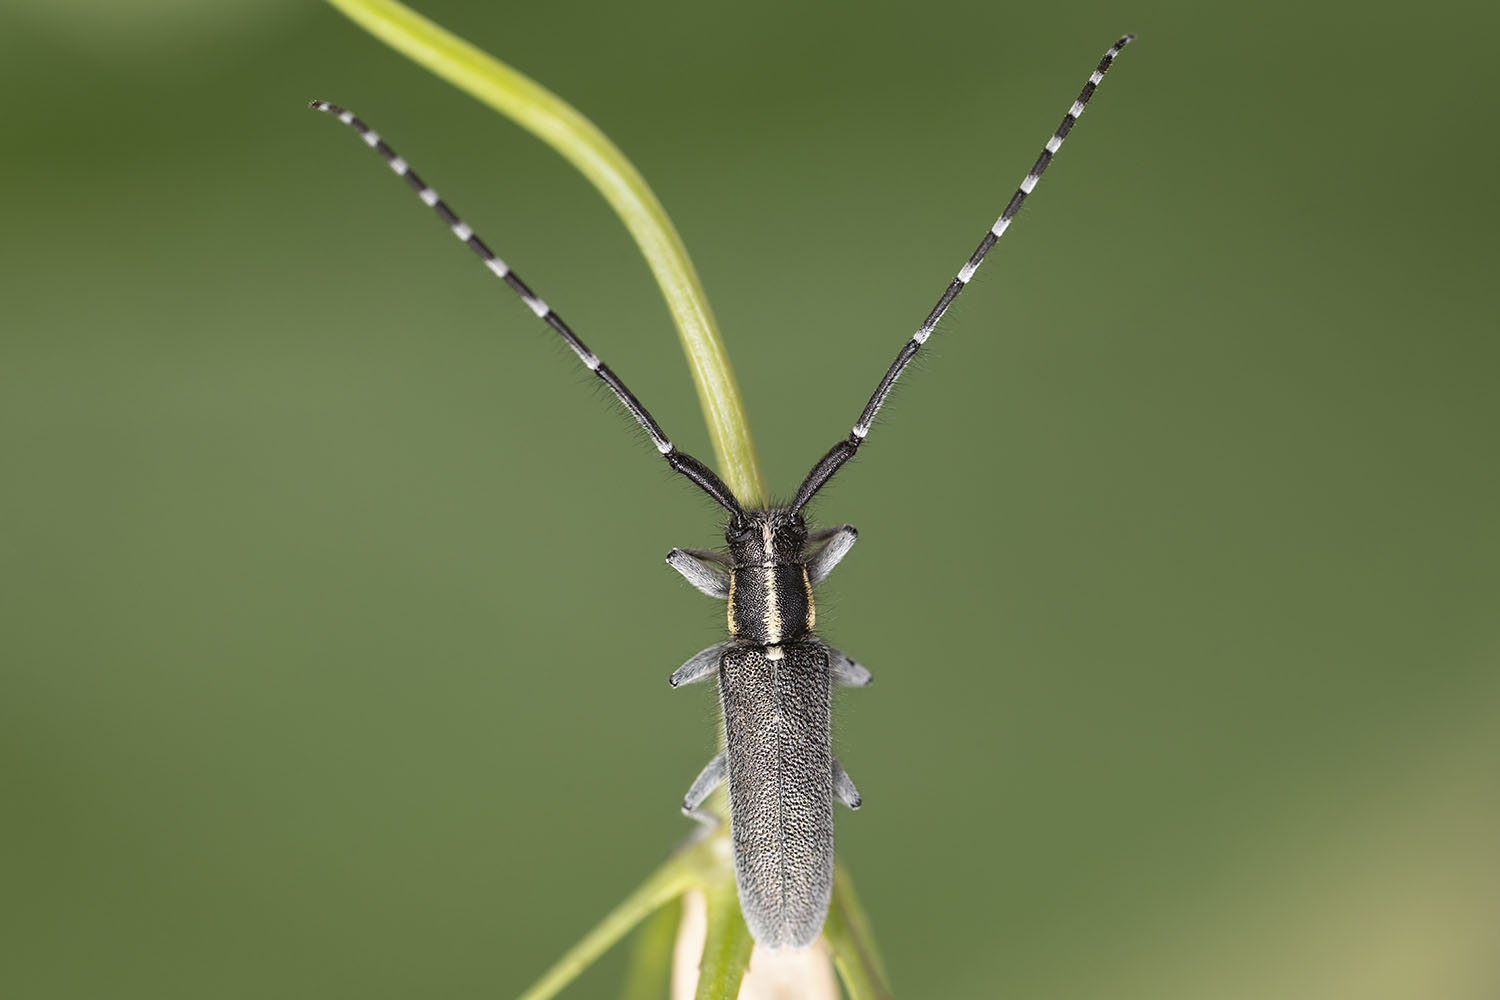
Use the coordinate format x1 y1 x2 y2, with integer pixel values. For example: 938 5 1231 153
670 642 733 688
666 547 731 599
827 646 872 687
682 751 727 826
806 525 858 586
833 759 862 810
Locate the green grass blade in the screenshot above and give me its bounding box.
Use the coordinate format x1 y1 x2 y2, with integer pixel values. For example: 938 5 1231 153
323 0 767 507
692 877 754 1000
619 896 682 1000
514 853 697 1000
824 863 893 1000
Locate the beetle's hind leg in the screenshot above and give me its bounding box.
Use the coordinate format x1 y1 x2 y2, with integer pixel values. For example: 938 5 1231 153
681 750 727 827
833 759 862 810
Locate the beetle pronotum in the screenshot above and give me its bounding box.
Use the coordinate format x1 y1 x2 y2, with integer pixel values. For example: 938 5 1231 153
312 33 1133 949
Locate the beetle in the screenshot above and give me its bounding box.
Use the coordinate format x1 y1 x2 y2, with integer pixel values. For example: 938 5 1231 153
311 32 1133 949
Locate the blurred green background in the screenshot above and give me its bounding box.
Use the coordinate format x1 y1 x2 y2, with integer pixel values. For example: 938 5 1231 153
4 1 1498 997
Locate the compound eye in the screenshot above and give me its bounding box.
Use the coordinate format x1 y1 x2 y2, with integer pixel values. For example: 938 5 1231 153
777 517 806 547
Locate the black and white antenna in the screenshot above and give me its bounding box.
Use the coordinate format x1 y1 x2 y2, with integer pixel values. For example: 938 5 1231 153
790 33 1134 514
309 100 743 515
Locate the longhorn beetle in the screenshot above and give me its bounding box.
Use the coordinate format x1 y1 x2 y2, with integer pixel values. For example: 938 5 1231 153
311 34 1133 950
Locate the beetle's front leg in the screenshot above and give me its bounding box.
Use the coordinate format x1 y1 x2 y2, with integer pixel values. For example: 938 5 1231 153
666 547 730 599
806 525 858 585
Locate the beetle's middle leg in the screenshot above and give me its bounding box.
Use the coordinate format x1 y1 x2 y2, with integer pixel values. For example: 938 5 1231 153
670 642 734 688
827 646 873 687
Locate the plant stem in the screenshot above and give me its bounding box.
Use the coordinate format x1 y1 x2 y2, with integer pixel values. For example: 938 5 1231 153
323 0 767 507
824 863 894 1000
692 875 755 1000
619 896 682 1000
319 7 892 997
